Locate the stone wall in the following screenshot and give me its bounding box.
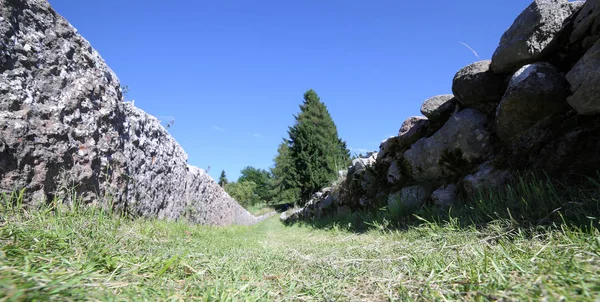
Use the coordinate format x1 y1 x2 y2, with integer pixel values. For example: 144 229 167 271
0 0 263 225
285 0 600 222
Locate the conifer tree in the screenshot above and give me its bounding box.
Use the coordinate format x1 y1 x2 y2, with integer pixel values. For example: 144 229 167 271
218 170 228 187
286 89 350 203
271 141 300 203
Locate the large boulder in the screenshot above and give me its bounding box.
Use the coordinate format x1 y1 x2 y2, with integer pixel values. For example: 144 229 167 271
566 39 600 115
430 184 458 208
0 0 258 225
420 94 457 125
404 109 492 183
570 0 600 51
398 116 430 146
496 62 568 143
387 185 432 211
452 60 507 114
491 0 583 74
461 161 512 197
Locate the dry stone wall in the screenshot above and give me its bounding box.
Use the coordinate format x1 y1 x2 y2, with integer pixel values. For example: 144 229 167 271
0 0 264 226
285 0 600 223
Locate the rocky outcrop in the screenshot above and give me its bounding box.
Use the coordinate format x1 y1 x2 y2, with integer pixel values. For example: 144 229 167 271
495 62 568 142
0 0 261 225
491 0 583 73
566 39 600 115
284 0 600 223
404 109 491 183
420 95 457 125
452 60 507 114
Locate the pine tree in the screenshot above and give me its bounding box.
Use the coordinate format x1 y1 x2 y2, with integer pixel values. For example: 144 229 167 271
271 141 300 203
286 89 350 203
218 170 228 187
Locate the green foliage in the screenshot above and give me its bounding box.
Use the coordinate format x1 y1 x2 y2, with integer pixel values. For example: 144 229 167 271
224 181 260 206
218 170 228 187
271 141 299 203
238 166 273 203
274 89 350 204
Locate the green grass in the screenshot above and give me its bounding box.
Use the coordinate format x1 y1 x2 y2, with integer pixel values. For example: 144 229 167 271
1 176 600 301
245 203 276 216
0 205 599 300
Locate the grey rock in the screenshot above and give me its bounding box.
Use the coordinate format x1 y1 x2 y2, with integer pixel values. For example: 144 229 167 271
570 0 600 50
496 62 568 143
452 60 507 114
387 185 431 210
351 157 376 175
377 136 401 166
430 184 458 208
420 94 458 124
462 161 512 196
398 116 430 146
0 0 258 226
566 39 600 115
491 0 581 73
387 161 402 184
404 109 492 182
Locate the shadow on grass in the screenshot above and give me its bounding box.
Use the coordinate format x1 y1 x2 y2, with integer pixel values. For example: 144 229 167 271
272 202 294 213
288 172 600 233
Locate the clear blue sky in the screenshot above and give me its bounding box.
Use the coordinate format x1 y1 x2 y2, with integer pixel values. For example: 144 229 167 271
48 0 532 181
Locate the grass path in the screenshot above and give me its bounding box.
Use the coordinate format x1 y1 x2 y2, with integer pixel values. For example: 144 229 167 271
1 207 599 301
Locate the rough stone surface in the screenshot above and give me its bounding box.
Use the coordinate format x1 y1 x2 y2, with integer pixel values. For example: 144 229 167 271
0 0 260 225
462 162 512 196
420 94 457 124
430 184 458 208
398 116 430 146
566 39 600 115
377 136 401 166
570 0 600 50
387 161 402 184
496 63 568 142
452 60 507 114
388 185 431 210
404 109 492 183
491 0 582 73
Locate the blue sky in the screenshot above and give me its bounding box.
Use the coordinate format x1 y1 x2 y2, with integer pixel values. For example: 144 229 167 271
48 0 532 181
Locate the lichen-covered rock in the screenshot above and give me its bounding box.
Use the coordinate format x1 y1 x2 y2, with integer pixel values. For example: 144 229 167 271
452 60 507 114
0 0 259 226
496 63 568 142
420 94 457 124
430 184 458 208
566 39 600 115
462 161 512 196
404 109 492 183
491 0 582 73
